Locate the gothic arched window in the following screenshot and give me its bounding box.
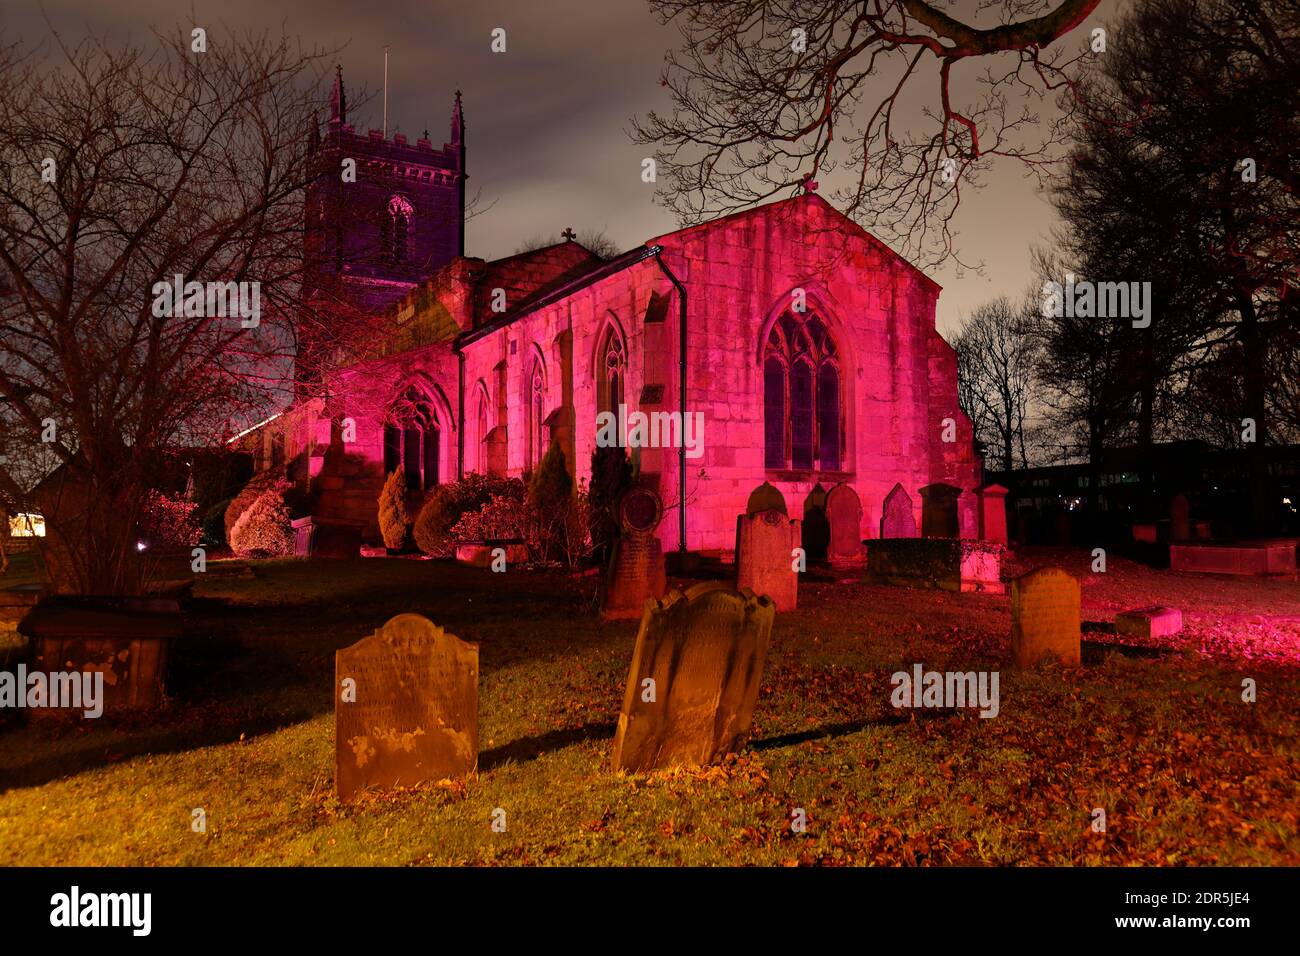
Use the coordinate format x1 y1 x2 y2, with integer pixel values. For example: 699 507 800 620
598 326 626 414
762 310 842 472
528 361 546 468
384 386 441 491
476 390 490 475
382 195 413 264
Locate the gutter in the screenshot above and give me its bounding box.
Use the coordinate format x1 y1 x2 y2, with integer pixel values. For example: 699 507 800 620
651 249 689 553
456 349 465 480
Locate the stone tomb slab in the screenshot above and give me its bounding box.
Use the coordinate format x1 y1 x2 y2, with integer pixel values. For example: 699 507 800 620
1170 540 1297 577
611 583 776 773
1010 566 1081 668
1115 606 1183 640
735 508 800 611
335 614 478 802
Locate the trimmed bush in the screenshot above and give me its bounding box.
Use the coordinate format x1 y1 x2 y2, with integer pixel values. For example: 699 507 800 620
225 475 291 542
228 487 294 557
378 471 411 551
414 474 526 556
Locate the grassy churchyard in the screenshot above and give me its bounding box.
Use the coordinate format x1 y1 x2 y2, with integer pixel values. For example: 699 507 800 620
1 549 1297 866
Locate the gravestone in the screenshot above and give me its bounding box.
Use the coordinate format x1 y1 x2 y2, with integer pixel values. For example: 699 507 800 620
292 516 364 558
335 614 478 802
919 483 961 538
735 508 800 610
611 583 776 772
745 481 787 516
1115 606 1182 639
880 483 916 538
801 485 830 562
1170 494 1191 541
600 485 668 620
976 484 1009 545
824 483 863 560
18 596 182 713
1010 567 1081 668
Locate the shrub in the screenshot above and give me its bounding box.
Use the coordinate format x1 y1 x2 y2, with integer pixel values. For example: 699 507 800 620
377 471 411 550
557 486 593 569
414 474 526 555
138 490 202 549
448 493 533 542
225 474 292 542
528 444 576 562
588 445 632 564
228 487 294 557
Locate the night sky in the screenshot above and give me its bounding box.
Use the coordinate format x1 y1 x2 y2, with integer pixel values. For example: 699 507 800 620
18 0 1117 335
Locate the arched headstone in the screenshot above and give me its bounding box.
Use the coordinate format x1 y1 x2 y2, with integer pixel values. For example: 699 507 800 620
335 614 479 802
802 484 830 561
611 583 776 772
745 481 787 517
825 483 863 559
735 508 800 610
601 485 668 619
880 483 916 538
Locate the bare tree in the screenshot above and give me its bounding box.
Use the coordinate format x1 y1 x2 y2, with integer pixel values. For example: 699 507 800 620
955 296 1037 471
0 25 361 594
634 0 1100 268
1047 0 1300 527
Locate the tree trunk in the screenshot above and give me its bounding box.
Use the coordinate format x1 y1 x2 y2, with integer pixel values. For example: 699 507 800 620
1238 289 1271 535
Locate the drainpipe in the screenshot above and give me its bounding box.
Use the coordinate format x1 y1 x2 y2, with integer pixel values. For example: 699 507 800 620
651 247 688 553
456 347 465 480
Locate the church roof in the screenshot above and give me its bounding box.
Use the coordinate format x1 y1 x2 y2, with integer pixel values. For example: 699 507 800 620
469 241 607 327
457 193 940 349
459 243 658 347
650 192 941 294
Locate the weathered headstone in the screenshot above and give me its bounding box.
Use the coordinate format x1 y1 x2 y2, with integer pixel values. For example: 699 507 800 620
745 481 787 516
17 596 181 713
919 483 961 538
880 483 916 538
1010 567 1081 668
801 485 830 561
600 485 668 620
825 483 863 560
335 614 478 802
611 583 775 772
735 508 800 610
1170 494 1191 541
976 484 1009 545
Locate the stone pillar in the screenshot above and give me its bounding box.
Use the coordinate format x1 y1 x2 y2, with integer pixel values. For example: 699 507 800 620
976 483 1009 545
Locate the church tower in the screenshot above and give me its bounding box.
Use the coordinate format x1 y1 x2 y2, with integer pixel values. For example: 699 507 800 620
304 68 466 316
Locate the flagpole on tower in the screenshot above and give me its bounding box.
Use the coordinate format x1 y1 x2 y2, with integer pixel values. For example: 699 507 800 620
382 46 390 138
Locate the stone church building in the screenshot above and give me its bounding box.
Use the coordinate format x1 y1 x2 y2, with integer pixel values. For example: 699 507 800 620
252 74 982 554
